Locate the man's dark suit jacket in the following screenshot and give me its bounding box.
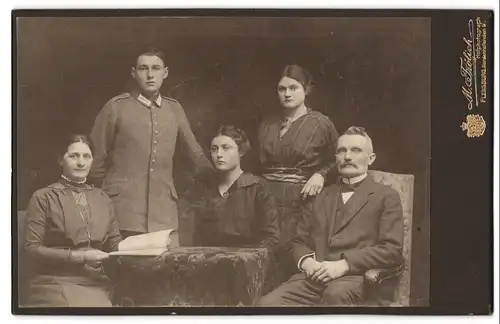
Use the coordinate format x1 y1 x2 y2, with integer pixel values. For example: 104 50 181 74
291 176 404 275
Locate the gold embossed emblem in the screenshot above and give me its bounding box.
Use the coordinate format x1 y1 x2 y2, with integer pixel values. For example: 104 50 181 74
460 114 486 138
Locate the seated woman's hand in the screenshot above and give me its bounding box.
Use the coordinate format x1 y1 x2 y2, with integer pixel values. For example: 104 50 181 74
84 249 110 261
70 249 109 264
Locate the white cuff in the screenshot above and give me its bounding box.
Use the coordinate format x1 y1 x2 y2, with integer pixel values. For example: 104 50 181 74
297 252 316 272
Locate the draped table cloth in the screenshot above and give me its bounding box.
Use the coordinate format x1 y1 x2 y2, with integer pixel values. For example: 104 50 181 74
110 246 272 306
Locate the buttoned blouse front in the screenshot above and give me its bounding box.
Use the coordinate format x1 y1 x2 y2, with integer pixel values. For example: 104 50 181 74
24 179 121 276
194 173 280 252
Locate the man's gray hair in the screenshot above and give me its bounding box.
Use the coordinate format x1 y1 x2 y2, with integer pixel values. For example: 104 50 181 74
341 126 374 152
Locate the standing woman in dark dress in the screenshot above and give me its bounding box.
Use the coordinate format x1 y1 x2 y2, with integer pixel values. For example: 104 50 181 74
257 65 339 251
23 135 122 307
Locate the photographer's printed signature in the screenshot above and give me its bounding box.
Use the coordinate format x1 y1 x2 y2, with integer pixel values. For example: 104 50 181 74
460 18 488 138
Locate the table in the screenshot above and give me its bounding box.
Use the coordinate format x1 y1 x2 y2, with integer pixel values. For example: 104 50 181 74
110 246 272 306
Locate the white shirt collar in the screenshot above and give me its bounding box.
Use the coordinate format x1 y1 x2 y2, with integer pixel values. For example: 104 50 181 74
341 173 368 185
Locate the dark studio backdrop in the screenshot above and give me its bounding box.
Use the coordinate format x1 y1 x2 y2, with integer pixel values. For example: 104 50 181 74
16 16 430 306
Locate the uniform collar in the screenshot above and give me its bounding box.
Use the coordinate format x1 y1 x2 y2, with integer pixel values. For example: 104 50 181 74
133 90 162 108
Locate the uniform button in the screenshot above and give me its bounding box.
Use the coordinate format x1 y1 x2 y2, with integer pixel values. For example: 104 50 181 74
154 140 158 144
150 168 154 172
152 158 156 163
155 130 159 135
153 114 157 118
153 149 157 153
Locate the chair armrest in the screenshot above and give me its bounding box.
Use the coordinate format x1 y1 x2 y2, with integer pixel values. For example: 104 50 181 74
364 262 405 285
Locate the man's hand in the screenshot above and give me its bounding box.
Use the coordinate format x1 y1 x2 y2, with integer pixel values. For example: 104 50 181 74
301 257 322 278
310 259 350 284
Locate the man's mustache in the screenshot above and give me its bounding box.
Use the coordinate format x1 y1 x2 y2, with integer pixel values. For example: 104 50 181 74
340 162 357 168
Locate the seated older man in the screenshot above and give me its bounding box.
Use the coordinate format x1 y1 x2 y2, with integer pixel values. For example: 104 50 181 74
258 126 404 306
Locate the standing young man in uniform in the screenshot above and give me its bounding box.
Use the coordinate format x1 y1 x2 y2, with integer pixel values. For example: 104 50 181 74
90 47 213 238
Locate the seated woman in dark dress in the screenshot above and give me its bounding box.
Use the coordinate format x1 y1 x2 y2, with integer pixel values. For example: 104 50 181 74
194 126 280 253
23 134 122 307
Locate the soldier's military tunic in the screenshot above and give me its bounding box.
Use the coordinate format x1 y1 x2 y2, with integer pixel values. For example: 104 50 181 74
90 90 213 233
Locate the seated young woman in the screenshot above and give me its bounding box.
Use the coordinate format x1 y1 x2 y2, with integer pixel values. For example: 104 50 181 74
194 125 280 253
23 134 122 307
